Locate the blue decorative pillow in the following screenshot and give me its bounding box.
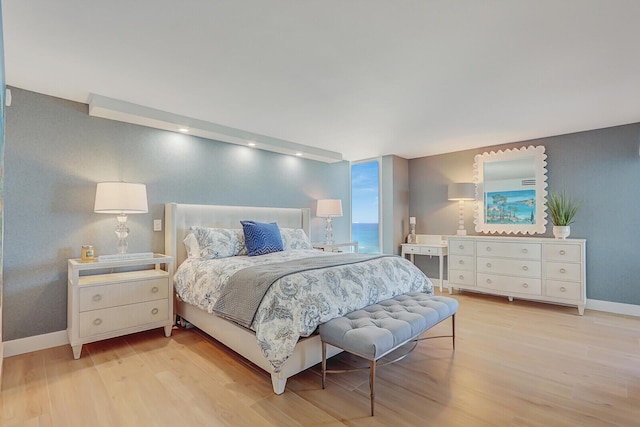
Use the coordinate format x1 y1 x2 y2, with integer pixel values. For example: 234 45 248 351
241 221 284 256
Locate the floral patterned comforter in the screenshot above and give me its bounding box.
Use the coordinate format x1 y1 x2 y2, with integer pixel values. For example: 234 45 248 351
174 249 433 371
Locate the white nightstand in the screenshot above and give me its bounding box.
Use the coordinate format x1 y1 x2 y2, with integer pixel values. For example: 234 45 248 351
67 254 174 359
312 241 359 253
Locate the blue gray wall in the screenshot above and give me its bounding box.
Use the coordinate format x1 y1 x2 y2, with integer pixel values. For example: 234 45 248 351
409 124 640 305
3 87 351 341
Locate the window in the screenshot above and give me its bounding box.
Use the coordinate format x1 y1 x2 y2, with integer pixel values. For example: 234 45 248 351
351 160 380 254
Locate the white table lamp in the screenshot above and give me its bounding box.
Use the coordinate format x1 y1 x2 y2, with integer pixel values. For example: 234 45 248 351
317 199 343 244
448 183 475 235
94 182 148 254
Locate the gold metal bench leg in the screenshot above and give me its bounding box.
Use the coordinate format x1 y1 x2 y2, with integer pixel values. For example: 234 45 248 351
322 341 327 389
452 314 456 350
370 359 376 416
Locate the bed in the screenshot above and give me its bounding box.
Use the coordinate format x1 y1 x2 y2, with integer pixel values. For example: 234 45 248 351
165 203 433 394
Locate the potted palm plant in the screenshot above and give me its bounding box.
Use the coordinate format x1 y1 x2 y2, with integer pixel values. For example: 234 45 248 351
546 190 582 239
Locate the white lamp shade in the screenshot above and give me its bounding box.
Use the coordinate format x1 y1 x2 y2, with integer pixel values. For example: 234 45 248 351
317 199 343 217
448 183 475 201
94 182 149 214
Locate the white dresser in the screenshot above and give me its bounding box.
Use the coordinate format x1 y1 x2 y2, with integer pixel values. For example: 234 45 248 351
448 236 586 315
67 254 174 359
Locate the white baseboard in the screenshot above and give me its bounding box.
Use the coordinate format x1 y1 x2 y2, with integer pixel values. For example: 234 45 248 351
3 330 69 358
586 299 640 317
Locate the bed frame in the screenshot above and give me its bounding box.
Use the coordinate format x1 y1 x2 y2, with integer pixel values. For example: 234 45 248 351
164 203 342 394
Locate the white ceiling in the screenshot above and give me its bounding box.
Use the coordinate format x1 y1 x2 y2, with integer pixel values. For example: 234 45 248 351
3 1 640 161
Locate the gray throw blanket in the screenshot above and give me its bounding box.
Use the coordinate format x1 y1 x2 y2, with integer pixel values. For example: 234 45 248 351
213 253 390 328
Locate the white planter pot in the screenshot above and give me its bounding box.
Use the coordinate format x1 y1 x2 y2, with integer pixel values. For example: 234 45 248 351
553 225 571 239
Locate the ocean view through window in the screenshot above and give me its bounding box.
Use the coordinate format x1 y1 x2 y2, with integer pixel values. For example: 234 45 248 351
351 160 380 254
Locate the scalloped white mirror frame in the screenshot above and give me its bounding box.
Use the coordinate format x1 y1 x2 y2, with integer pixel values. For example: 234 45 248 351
473 145 548 235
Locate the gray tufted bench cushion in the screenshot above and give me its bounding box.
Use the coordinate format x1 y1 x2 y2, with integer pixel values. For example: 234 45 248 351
319 292 458 416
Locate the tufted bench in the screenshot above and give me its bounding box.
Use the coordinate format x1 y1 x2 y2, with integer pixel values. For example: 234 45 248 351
319 293 458 416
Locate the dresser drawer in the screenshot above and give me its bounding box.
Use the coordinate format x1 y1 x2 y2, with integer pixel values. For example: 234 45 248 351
476 241 541 260
449 269 475 286
79 299 169 338
477 273 542 295
79 277 169 312
477 257 541 278
449 255 475 272
544 243 581 262
448 239 475 256
546 280 582 300
544 262 581 282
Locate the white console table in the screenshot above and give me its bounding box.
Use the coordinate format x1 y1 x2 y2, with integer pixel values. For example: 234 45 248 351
401 234 449 292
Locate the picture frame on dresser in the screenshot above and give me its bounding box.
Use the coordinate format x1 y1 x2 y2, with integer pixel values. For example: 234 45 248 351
448 236 586 315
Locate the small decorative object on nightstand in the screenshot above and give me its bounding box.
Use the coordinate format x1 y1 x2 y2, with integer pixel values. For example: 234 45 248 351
67 254 173 359
312 241 359 253
407 216 417 243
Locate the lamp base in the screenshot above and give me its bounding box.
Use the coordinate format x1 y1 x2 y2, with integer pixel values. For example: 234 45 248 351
115 214 130 254
324 217 334 245
456 229 467 236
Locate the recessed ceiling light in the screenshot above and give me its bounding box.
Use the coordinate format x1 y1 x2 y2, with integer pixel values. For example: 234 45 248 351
295 152 303 156
179 128 189 133
248 142 256 147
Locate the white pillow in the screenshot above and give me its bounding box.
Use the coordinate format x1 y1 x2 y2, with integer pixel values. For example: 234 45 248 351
190 226 246 259
183 233 201 258
280 228 314 250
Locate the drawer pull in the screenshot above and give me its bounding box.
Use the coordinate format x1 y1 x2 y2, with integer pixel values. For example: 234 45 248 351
522 248 528 254
486 263 492 268
486 246 492 252
522 283 529 288
458 275 464 280
151 308 159 315
560 268 566 274
522 266 529 271
151 286 159 293
486 278 492 284
93 318 102 326
560 286 566 292
458 260 464 265
559 250 566 255
92 294 102 302
458 245 464 250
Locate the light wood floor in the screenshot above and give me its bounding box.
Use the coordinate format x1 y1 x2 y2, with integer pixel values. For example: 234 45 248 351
2 291 639 427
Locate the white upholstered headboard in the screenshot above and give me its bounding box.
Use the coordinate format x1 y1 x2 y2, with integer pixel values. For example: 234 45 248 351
165 203 311 267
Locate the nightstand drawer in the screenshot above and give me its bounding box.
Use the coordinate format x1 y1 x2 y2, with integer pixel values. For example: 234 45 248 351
79 277 169 312
79 299 169 337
